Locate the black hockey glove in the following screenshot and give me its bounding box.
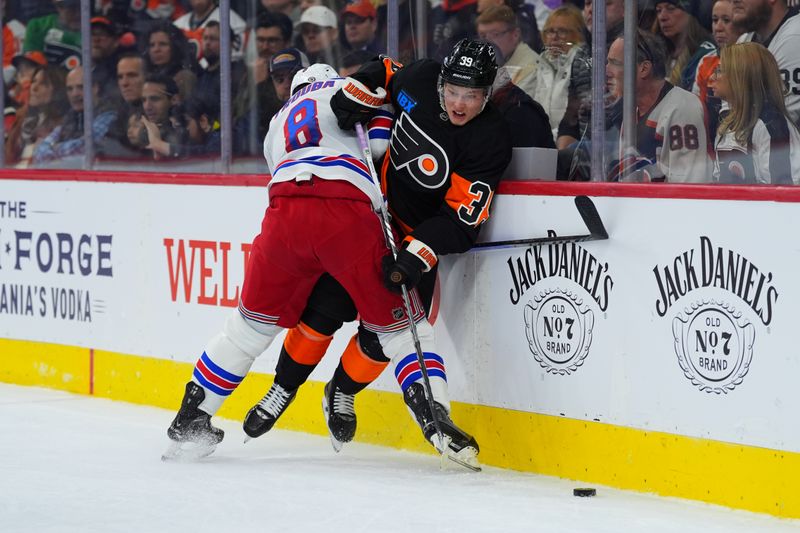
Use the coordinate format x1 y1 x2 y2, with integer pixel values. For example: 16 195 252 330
382 239 438 293
330 77 387 130
382 251 424 293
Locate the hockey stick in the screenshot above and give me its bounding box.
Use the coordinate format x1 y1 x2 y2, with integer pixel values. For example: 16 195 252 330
354 123 447 456
472 195 608 250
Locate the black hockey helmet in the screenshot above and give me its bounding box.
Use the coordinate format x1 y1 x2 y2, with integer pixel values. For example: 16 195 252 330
440 38 498 89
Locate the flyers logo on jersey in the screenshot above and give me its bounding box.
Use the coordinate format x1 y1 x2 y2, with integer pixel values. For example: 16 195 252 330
390 112 449 189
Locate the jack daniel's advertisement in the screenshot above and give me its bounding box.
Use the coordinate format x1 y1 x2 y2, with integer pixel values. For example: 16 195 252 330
506 233 614 375
653 236 779 394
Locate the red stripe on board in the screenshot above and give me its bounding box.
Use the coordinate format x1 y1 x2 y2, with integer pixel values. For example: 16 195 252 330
89 348 94 396
496 180 800 202
3 168 800 202
0 168 269 187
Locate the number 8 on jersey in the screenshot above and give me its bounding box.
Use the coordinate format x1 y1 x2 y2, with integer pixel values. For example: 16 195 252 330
284 100 323 151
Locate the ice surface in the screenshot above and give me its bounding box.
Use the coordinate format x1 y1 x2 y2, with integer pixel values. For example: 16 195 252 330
1 383 797 533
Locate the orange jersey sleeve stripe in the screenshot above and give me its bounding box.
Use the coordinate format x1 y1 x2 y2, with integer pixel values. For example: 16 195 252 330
341 334 388 384
381 57 402 99
283 321 333 366
445 172 494 226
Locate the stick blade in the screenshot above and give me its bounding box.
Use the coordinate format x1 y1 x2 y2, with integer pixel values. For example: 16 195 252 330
574 196 608 240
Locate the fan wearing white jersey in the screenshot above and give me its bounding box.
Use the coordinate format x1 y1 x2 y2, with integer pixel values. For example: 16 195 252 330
713 42 800 184
733 0 800 127
606 29 712 182
173 0 247 60
163 64 435 460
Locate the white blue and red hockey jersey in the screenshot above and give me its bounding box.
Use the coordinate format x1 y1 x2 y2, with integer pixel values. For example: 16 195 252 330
263 77 393 211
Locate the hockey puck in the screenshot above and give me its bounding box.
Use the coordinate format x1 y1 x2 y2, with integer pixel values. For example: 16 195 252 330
573 488 596 497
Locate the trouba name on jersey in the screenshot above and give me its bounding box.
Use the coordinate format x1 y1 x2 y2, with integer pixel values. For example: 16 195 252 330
281 78 342 111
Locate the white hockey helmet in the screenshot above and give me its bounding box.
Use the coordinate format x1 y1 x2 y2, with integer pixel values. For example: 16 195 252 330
290 63 339 94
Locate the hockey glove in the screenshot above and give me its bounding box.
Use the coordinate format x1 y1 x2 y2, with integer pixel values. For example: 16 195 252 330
382 239 437 293
330 78 387 130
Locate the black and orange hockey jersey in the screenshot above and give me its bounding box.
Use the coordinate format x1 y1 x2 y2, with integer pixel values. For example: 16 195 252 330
352 57 512 256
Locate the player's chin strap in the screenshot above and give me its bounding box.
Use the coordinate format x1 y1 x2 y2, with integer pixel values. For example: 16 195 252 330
354 122 447 459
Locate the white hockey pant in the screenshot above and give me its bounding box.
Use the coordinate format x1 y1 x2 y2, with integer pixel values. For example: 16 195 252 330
378 319 451 413
194 311 282 415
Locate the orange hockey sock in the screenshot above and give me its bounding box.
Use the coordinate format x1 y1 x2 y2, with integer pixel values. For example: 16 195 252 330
283 321 333 366
340 334 389 384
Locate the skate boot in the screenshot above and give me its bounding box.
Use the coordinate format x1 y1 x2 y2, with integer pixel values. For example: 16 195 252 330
243 382 298 439
403 382 481 471
162 381 224 461
322 381 356 452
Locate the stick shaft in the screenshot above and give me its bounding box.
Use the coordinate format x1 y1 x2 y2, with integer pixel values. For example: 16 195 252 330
473 196 608 250
472 232 602 250
354 124 446 449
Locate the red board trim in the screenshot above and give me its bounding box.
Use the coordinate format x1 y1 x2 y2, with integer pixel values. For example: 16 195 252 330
3 169 800 202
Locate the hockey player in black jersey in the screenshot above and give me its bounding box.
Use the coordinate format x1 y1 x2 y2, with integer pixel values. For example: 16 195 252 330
333 38 513 296
243 39 512 470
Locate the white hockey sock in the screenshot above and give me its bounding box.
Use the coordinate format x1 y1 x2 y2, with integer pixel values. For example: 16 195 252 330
378 320 452 412
193 311 281 415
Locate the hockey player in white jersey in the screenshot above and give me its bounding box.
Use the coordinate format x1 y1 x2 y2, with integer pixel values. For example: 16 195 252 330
164 64 480 469
605 29 712 182
733 0 800 127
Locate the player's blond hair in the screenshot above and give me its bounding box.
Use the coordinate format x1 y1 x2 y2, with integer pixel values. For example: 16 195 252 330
718 42 791 145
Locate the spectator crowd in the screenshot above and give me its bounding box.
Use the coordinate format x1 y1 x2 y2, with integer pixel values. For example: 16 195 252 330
1 0 799 183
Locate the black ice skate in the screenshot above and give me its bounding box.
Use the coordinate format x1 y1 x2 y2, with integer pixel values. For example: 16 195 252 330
321 381 356 452
243 382 298 439
403 382 481 471
162 381 224 461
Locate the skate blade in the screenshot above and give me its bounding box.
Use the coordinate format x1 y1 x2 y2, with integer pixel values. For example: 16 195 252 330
431 434 451 454
445 446 481 472
430 435 481 472
161 440 216 462
329 434 344 453
321 394 344 453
